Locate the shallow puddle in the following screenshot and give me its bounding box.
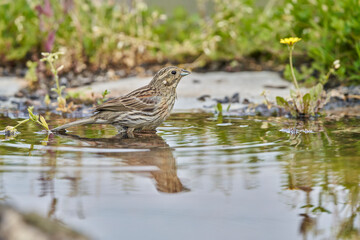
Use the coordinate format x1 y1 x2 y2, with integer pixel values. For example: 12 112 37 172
0 113 359 239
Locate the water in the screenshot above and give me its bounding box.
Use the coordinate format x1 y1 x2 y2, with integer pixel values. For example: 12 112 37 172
0 113 359 240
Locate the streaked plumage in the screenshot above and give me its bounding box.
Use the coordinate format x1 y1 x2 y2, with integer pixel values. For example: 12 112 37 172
52 66 190 134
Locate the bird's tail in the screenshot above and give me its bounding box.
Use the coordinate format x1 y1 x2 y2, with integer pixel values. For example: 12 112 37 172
51 117 96 132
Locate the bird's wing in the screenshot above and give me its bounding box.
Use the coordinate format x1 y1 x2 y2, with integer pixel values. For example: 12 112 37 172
95 86 160 112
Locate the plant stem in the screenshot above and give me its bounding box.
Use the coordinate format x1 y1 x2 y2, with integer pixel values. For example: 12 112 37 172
289 46 300 91
13 119 30 129
322 68 334 85
49 61 61 96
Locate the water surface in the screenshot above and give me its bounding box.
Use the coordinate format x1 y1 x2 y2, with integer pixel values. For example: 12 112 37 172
0 113 359 239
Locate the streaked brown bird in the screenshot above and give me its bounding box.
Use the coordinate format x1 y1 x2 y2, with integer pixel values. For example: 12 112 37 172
52 66 191 134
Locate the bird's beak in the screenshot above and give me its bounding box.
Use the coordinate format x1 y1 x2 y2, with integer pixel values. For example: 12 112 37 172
180 69 191 76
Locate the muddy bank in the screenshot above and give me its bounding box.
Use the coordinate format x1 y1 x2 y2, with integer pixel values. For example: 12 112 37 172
0 71 359 117
66 71 293 111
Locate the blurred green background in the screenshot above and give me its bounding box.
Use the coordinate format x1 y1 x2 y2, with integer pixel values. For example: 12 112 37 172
0 0 359 85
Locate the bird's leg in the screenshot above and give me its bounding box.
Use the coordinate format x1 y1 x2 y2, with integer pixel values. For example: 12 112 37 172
127 127 135 138
115 125 126 133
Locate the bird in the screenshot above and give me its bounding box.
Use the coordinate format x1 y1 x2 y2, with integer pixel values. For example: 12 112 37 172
51 66 191 135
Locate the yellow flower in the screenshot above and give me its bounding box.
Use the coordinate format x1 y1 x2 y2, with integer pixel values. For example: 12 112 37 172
280 37 302 46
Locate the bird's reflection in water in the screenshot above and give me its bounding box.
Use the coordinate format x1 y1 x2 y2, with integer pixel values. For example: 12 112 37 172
57 131 188 194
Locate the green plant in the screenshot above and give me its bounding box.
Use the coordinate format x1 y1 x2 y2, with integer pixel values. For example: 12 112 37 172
214 102 232 117
2 106 49 136
285 0 360 84
215 102 223 115
0 0 41 61
3 119 29 136
40 51 75 112
261 90 272 109
0 0 358 86
27 106 49 131
276 37 329 118
97 89 110 105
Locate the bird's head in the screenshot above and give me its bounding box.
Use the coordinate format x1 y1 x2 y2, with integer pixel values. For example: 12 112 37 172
150 66 191 90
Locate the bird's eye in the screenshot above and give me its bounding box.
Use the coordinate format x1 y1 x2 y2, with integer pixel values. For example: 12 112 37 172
171 70 176 75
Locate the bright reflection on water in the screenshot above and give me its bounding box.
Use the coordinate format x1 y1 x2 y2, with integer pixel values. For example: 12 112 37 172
0 113 359 240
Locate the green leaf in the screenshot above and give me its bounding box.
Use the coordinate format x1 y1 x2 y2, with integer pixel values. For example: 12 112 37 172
276 96 297 116
216 102 223 114
312 206 331 214
290 89 298 99
302 93 311 103
276 96 290 108
226 104 231 112
300 204 314 208
315 83 323 97
310 83 323 101
39 115 49 130
102 89 110 98
309 87 315 101
27 106 36 121
302 93 311 114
